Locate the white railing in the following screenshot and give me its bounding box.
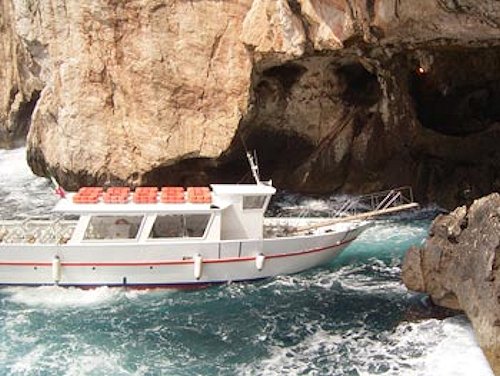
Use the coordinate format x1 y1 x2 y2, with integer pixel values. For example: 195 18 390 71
0 219 77 244
332 186 415 218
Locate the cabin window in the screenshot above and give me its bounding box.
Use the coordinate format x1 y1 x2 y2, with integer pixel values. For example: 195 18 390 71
185 214 211 237
243 195 267 209
84 216 143 240
149 214 211 238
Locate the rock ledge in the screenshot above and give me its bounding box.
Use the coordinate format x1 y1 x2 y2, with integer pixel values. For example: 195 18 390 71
403 193 500 374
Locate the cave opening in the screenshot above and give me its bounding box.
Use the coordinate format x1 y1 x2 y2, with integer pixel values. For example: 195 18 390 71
139 129 315 188
14 90 41 138
216 128 315 185
409 49 500 136
335 63 381 106
262 63 307 95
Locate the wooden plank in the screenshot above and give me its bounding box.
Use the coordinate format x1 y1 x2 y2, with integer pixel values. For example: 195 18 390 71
296 203 420 232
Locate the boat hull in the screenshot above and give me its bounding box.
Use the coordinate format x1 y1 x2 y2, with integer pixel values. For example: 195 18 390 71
0 224 368 288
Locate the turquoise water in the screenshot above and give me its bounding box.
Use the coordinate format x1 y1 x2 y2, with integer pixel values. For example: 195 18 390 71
0 148 493 375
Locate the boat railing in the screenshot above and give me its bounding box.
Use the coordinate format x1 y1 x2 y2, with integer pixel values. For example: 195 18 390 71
335 186 415 218
265 186 418 236
0 218 77 244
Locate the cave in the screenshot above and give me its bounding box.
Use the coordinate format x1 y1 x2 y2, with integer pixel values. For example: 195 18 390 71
217 128 315 184
409 48 500 136
13 90 41 139
146 57 385 193
0 89 41 148
406 48 500 207
139 129 315 187
335 62 381 106
262 63 307 95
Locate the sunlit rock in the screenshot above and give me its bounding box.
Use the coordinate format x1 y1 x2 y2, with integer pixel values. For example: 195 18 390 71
0 0 499 204
403 193 500 374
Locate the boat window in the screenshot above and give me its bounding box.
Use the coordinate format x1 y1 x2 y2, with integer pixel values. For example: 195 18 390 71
243 195 267 210
185 214 211 237
149 215 184 238
149 214 211 238
84 216 143 240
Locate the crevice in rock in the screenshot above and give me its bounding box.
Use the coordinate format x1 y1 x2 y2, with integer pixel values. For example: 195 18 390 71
286 0 301 15
366 0 376 20
13 90 41 140
286 0 314 52
3 89 42 148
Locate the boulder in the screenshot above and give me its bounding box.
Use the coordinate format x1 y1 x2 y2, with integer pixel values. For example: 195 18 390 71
402 193 500 374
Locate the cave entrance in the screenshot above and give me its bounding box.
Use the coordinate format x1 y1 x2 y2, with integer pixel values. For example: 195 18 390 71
409 49 500 136
217 128 315 185
262 63 307 95
335 62 381 106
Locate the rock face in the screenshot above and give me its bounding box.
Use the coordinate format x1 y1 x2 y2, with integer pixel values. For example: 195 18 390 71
403 193 500 374
0 0 499 207
0 0 43 148
17 0 253 188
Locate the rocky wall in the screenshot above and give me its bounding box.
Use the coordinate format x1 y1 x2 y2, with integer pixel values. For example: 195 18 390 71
0 0 43 148
403 193 500 374
0 0 499 207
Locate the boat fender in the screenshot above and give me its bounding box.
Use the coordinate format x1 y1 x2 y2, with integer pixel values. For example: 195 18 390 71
255 253 265 271
193 254 203 280
52 256 62 284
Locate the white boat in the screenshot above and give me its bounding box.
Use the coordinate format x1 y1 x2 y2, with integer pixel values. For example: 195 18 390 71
0 181 371 289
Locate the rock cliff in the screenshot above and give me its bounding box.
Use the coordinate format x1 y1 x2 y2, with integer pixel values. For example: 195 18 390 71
0 0 43 148
0 0 499 207
403 193 500 374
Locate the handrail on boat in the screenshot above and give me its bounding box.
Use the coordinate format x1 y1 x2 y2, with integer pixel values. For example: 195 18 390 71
268 186 419 235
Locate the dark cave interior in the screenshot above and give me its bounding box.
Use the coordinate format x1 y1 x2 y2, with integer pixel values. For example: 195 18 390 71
335 62 381 107
409 48 500 136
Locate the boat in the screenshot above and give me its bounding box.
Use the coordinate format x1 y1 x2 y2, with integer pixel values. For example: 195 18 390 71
0 179 373 288
0 151 421 289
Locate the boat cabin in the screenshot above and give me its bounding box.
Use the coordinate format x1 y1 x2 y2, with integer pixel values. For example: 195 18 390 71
53 184 276 244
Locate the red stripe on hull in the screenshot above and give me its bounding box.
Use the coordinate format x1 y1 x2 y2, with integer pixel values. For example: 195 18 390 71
0 238 354 267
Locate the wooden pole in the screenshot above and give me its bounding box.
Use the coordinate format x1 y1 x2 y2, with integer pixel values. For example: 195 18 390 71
295 203 420 233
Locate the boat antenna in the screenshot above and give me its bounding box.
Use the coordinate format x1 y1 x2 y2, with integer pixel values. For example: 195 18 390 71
246 150 261 184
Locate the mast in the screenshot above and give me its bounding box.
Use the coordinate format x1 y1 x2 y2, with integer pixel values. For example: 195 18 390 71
246 150 261 185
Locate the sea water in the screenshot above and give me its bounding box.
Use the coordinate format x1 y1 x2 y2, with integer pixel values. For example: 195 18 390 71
0 148 494 375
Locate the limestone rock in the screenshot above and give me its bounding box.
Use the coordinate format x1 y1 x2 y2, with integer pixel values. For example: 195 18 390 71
402 193 500 374
297 0 353 50
241 0 306 62
0 0 43 148
0 0 499 207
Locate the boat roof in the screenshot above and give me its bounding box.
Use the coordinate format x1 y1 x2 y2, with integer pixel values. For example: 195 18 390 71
210 183 276 195
52 183 275 215
53 196 227 214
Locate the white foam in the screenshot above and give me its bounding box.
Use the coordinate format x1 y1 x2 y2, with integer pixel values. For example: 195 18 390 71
63 351 131 376
9 344 47 374
0 147 57 218
265 259 405 295
421 317 494 376
356 222 428 246
238 317 493 376
6 342 135 376
4 286 154 308
0 148 32 179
